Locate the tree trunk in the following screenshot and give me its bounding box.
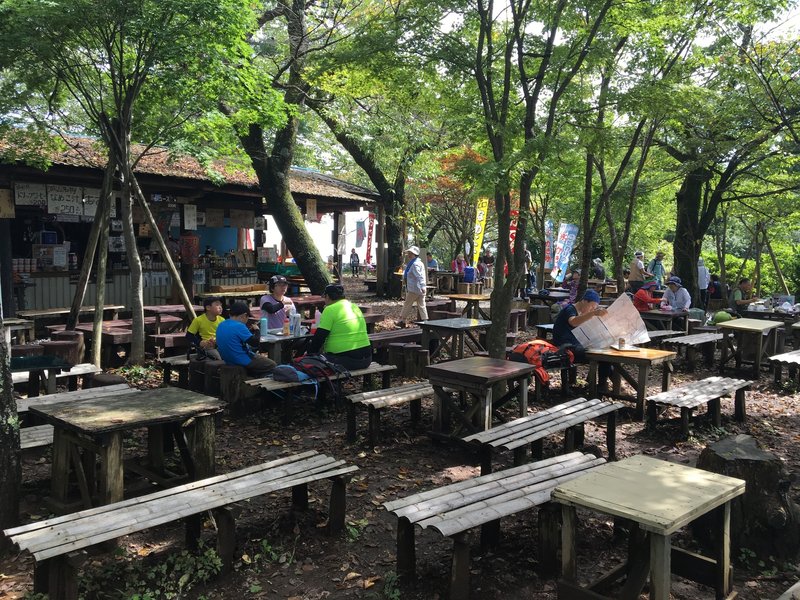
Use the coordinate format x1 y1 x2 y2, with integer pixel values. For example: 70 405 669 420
0 326 20 548
119 174 145 364
673 167 711 305
487 190 518 358
92 198 111 367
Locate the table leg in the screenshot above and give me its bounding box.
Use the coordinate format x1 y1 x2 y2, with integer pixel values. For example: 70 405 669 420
588 361 598 398
636 365 649 421
456 332 465 360
188 414 216 479
714 502 732 599
98 432 124 505
720 331 729 373
661 360 673 391
518 375 529 417
649 533 671 600
479 388 492 431
46 371 57 395
432 385 447 433
270 341 282 364
754 332 764 378
561 505 578 581
50 428 71 504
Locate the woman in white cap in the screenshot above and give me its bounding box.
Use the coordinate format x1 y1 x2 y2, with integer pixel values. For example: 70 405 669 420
399 245 428 327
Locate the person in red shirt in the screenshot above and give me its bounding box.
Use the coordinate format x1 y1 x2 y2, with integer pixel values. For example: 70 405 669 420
633 280 660 312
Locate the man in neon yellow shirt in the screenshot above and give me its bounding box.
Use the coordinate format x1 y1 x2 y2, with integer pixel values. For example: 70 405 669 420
307 284 372 370
185 297 225 359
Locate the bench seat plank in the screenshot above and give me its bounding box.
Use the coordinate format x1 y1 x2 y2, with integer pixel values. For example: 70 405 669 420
770 349 800 365
346 382 432 445
247 362 395 391
20 425 54 450
12 363 102 386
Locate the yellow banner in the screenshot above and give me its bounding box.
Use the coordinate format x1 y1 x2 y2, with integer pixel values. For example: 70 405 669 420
472 197 489 265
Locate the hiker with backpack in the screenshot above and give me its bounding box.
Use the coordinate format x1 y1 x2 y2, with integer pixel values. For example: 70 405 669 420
216 301 277 377
647 251 667 289
306 284 373 370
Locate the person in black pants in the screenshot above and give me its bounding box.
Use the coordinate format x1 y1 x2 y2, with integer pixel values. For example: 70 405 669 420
553 290 612 389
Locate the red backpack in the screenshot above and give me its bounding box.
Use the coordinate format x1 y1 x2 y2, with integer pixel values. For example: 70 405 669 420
509 340 574 385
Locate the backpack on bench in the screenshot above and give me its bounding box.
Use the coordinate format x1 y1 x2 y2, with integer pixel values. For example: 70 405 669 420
509 340 574 385
272 354 351 399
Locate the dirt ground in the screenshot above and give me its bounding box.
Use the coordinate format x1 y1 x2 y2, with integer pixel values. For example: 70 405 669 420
2 276 799 600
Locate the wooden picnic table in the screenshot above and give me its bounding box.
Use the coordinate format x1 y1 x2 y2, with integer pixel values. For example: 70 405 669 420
586 347 676 420
2 318 35 343
143 304 202 333
529 290 570 306
289 295 326 318
445 293 491 320
642 309 688 333
417 317 492 361
258 330 313 363
17 305 126 336
717 317 784 378
196 290 263 307
427 356 536 437
30 386 223 512
10 355 73 397
553 455 746 600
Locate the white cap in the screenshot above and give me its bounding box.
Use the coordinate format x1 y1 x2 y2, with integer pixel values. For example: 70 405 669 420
406 245 420 255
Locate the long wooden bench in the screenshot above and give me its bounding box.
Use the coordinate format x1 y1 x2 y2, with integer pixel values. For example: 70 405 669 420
463 397 622 474
662 331 722 369
383 452 605 599
346 382 433 446
12 363 102 392
770 349 800 386
4 451 357 600
646 375 751 436
20 425 54 451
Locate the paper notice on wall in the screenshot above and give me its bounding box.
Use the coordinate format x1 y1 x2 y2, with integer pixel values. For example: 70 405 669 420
47 185 83 216
83 188 102 217
571 294 650 350
184 204 197 230
206 208 224 228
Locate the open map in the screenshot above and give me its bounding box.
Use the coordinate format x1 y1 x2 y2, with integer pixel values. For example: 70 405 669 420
571 293 650 349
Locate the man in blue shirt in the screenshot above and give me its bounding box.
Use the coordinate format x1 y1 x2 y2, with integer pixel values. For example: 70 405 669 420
553 290 612 388
216 302 276 376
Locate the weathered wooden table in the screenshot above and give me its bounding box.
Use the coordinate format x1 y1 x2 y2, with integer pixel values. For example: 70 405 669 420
2 318 35 343
529 290 570 306
642 309 688 332
717 318 784 378
289 294 327 318
417 317 492 361
30 387 222 512
445 293 491 320
258 330 312 363
427 356 536 437
143 304 202 333
553 455 746 600
10 355 73 397
586 347 676 420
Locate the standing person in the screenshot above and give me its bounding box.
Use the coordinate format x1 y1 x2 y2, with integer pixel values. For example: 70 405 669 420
730 278 759 314
185 297 225 359
662 276 692 310
307 284 373 370
399 245 428 327
591 258 606 280
647 251 667 289
349 249 360 277
708 274 723 299
560 268 581 304
483 249 495 278
518 243 533 298
628 251 652 293
451 253 467 275
259 275 295 330
552 290 612 388
216 302 276 376
697 258 710 308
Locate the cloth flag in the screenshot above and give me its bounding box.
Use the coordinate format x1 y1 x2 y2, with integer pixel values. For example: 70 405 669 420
544 220 554 269
356 219 366 248
550 223 579 282
472 197 489 266
365 213 375 264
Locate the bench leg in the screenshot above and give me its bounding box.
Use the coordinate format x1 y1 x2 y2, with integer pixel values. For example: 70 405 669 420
346 401 358 442
512 447 526 468
606 412 617 461
163 365 173 386
531 439 544 462
481 518 501 550
410 398 422 424
564 427 575 454
367 406 380 448
480 446 493 476
178 366 189 388
774 364 783 386
328 476 347 534
734 388 746 422
681 407 691 438
292 482 309 510
708 398 722 427
214 506 237 574
538 503 561 578
397 516 416 581
647 400 658 430
450 533 471 600
44 555 80 600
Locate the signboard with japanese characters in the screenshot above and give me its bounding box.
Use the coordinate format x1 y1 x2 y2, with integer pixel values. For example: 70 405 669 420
183 204 197 230
82 187 102 218
47 185 83 217
205 208 224 228
229 209 254 228
15 182 48 207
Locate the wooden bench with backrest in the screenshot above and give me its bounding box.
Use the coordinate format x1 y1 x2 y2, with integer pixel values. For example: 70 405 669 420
346 382 433 446
463 397 622 475
12 363 102 393
646 375 751 436
3 451 357 600
661 331 722 369
769 348 800 386
383 452 606 599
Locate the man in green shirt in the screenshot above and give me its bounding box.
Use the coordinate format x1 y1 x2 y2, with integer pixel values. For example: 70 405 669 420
307 284 373 370
730 278 759 315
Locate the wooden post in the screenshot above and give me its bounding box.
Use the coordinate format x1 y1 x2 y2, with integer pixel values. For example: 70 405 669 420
214 507 237 574
396 516 415 580
99 431 124 505
450 533 471 600
327 476 347 534
292 482 309 510
537 503 561 578
561 505 578 581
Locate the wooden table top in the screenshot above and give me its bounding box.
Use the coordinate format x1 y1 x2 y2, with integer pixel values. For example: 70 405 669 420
10 355 72 373
586 347 676 365
29 387 223 435
427 356 536 385
2 318 34 326
416 318 492 331
197 291 261 299
290 295 326 307
552 455 745 535
17 305 125 318
143 304 202 314
644 309 687 318
531 290 569 299
445 294 490 302
716 318 784 333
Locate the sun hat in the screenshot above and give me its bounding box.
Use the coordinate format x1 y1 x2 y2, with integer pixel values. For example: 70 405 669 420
642 281 657 290
405 245 420 256
667 276 682 286
582 289 601 303
634 251 644 257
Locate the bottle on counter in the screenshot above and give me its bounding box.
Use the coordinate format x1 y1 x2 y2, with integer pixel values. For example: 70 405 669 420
260 316 268 338
311 309 322 334
282 316 290 336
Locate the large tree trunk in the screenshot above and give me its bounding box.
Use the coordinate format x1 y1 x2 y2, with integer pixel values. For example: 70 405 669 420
0 326 20 548
487 189 520 358
673 167 711 306
119 173 145 364
92 196 111 367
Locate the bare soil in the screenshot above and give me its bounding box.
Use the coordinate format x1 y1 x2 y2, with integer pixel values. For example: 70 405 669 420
2 276 799 600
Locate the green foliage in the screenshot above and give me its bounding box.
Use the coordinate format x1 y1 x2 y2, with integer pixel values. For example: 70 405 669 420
346 518 369 542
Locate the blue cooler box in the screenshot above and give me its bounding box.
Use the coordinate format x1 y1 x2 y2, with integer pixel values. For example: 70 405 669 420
463 266 476 283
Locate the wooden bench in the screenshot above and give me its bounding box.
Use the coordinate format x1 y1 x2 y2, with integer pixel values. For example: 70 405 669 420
12 363 102 392
346 382 433 446
149 332 189 355
661 331 722 369
158 354 192 387
4 451 356 600
369 328 423 362
641 329 684 346
535 323 553 339
770 349 800 386
464 397 622 474
383 452 605 599
646 375 751 436
20 425 54 451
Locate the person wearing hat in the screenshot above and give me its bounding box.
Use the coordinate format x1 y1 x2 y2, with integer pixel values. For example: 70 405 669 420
633 280 660 312
647 251 667 289
628 251 653 293
259 275 296 330
216 301 277 377
307 284 373 370
399 245 428 327
662 276 692 310
185 296 225 359
553 290 612 386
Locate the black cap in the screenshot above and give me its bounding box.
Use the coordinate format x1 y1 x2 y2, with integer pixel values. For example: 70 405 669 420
323 283 345 300
268 275 288 290
229 301 250 316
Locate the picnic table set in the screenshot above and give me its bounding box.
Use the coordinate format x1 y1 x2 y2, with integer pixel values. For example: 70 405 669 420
8 284 799 600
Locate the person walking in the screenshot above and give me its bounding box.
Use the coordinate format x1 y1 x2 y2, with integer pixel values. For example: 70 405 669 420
628 251 653 293
349 249 360 277
399 245 428 327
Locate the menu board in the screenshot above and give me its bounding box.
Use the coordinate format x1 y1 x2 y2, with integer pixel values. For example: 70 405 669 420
229 209 254 228
15 182 48 207
205 208 224 228
0 189 14 218
47 185 83 216
83 187 102 217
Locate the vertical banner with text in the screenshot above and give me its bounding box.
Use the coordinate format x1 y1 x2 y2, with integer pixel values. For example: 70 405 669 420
544 219 554 269
550 223 579 282
472 197 489 266
504 209 520 276
365 212 376 265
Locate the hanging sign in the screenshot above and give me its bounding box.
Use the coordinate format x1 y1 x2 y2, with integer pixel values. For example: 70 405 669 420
544 220 555 269
83 187 102 218
365 212 375 265
0 189 15 218
47 185 83 216
15 182 47 207
472 197 489 266
305 199 318 222
205 208 224 228
183 204 197 230
229 209 255 228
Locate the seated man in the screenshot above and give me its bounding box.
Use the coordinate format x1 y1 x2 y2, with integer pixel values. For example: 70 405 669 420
730 277 759 315
553 289 611 387
215 302 276 377
185 297 224 359
307 284 373 370
662 276 691 310
633 280 660 312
